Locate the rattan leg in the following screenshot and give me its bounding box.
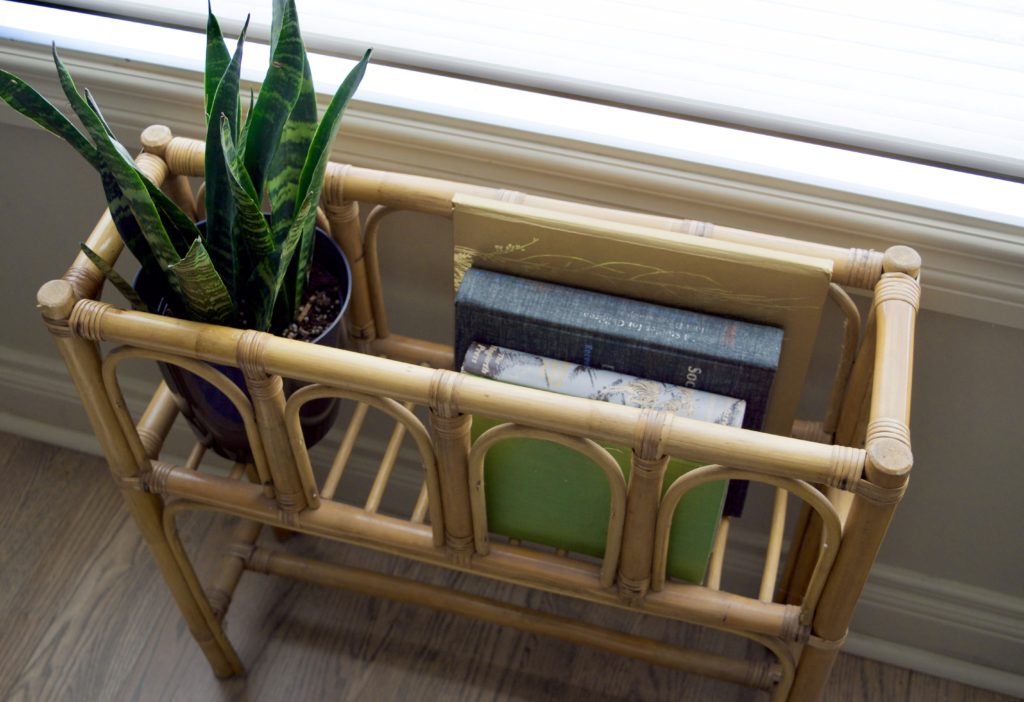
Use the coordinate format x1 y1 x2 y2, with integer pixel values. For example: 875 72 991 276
157 496 246 677
122 491 245 677
788 642 837 701
777 504 820 606
39 279 244 678
208 517 264 621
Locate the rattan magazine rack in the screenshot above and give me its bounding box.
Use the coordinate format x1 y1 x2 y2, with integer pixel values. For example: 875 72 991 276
37 125 920 701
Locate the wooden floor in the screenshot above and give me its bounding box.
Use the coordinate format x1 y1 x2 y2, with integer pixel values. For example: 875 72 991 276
0 431 1017 702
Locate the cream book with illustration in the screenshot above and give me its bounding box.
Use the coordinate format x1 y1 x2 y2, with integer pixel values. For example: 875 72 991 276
462 341 746 427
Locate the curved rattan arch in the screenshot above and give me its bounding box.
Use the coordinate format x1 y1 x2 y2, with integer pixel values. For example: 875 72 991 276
364 204 398 340
825 283 862 435
284 383 445 547
467 422 627 588
652 465 842 625
101 346 271 484
160 498 241 668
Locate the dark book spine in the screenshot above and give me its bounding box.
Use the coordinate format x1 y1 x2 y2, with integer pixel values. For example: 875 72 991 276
459 304 775 430
456 274 780 430
456 269 782 368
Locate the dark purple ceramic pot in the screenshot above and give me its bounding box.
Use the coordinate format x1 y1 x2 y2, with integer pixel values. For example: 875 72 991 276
136 227 351 462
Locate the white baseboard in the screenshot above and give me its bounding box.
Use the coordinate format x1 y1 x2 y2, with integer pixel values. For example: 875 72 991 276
0 347 103 457
1 343 1021 695
843 634 1024 699
721 530 1024 697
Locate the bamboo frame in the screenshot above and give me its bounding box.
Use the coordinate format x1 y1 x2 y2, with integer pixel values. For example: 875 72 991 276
67 303 868 489
365 400 417 513
101 346 273 487
364 204 397 342
36 125 920 701
321 401 370 499
761 488 790 603
251 543 785 691
706 516 730 591
143 461 801 640
824 284 862 437
617 410 671 603
283 384 446 548
38 282 243 679
135 382 180 459
652 467 841 625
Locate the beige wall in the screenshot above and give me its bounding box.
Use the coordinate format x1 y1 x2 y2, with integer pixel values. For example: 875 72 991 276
2 118 1022 682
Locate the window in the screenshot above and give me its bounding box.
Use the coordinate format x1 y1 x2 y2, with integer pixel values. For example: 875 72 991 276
3 0 1023 328
3 0 1021 225
31 0 1024 182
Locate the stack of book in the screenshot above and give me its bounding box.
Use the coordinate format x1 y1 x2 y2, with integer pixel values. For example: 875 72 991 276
455 267 783 584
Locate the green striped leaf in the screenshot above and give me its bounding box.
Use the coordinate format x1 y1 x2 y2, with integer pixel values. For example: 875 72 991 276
79 243 149 312
97 172 180 311
204 2 231 124
0 65 100 168
93 145 182 279
268 55 316 249
242 0 304 197
295 50 371 211
220 113 283 331
84 88 118 142
288 49 371 310
168 238 236 325
243 241 287 332
53 61 176 273
146 181 202 259
248 184 318 331
0 63 175 295
239 88 255 149
270 57 318 321
219 113 260 204
220 115 274 258
53 50 185 293
82 86 197 258
204 16 250 302
270 0 284 58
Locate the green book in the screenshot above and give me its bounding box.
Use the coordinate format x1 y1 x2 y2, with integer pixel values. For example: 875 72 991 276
471 416 728 584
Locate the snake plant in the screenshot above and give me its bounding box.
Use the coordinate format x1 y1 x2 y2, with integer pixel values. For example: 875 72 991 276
1 0 370 332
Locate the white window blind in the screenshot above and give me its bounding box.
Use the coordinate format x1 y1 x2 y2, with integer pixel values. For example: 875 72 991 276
17 0 1024 181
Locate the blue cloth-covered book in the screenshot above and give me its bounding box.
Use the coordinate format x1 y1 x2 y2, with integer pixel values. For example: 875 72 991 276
455 267 782 433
